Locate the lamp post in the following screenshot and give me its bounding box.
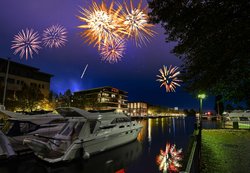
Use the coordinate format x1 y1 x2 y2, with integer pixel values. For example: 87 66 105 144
198 93 206 125
2 58 10 108
197 93 206 172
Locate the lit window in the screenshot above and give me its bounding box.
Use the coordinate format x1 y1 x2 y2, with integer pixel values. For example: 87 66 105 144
101 98 109 102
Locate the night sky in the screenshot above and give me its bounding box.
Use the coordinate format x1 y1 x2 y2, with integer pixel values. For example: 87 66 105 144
0 0 214 111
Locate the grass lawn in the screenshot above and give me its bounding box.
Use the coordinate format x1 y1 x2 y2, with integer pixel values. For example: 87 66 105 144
201 129 250 173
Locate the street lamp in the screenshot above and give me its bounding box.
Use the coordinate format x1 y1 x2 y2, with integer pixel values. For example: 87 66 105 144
198 93 206 127
198 94 206 113
197 93 206 171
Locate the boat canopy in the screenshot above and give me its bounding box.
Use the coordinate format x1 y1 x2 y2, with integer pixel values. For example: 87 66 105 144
56 107 130 122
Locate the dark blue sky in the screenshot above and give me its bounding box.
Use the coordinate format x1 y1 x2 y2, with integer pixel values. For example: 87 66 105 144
0 0 214 111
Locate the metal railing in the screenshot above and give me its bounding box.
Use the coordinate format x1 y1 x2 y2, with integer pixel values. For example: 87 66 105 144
181 126 201 173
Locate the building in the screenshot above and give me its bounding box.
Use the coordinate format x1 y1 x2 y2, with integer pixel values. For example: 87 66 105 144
127 102 148 117
0 58 53 99
73 86 128 111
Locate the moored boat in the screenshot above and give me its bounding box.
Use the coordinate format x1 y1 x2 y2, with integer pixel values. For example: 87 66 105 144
0 109 65 160
24 107 143 163
223 110 250 128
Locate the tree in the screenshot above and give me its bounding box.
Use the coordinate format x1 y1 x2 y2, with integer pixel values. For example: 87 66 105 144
149 0 250 106
64 89 72 107
214 95 224 115
16 85 44 112
225 104 234 111
48 90 58 102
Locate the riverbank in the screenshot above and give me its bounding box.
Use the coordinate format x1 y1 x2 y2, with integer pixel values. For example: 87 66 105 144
201 129 250 173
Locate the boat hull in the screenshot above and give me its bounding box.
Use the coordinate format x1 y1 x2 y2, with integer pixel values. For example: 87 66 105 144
38 125 142 163
84 126 141 155
0 130 16 160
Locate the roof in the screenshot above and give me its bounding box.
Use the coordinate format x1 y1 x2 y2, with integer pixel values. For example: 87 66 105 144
0 57 53 77
74 86 128 94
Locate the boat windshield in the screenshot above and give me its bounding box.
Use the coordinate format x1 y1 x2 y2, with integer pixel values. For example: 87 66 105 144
239 117 248 121
58 121 84 137
2 120 38 136
56 108 83 117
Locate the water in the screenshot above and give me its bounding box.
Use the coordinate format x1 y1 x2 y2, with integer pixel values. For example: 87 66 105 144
0 116 195 173
202 119 223 129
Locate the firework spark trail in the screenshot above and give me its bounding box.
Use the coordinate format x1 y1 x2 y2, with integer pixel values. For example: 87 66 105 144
11 28 41 60
156 65 182 92
100 39 126 63
77 1 126 49
121 0 155 47
156 143 182 172
81 64 89 78
42 24 67 48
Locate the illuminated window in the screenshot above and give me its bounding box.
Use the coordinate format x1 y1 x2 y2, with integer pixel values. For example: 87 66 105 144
111 94 116 98
102 93 109 97
101 98 109 102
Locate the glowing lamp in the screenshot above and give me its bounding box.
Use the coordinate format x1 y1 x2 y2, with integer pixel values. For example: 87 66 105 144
198 93 206 99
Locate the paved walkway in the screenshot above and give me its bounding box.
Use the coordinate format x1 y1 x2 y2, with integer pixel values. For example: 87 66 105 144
201 129 250 173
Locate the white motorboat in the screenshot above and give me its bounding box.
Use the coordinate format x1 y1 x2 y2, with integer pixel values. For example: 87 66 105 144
24 107 143 163
224 110 250 117
223 110 250 128
0 110 65 160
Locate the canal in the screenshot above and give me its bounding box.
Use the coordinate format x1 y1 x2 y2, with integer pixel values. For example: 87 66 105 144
0 116 196 173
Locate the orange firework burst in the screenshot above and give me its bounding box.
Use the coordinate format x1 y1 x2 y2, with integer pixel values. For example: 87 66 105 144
156 65 182 92
100 39 126 63
121 0 155 47
77 1 126 49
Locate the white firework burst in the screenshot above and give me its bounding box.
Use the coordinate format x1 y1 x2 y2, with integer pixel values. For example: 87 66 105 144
42 24 67 48
100 39 126 63
156 65 182 92
121 0 155 47
11 28 41 60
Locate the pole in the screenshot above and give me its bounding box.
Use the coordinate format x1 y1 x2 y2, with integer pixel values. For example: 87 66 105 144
197 93 205 172
200 98 203 122
2 58 10 107
198 98 203 172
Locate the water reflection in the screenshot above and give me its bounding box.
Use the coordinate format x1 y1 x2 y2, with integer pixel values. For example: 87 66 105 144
148 118 152 143
132 116 195 173
137 117 193 144
2 140 142 173
156 143 182 173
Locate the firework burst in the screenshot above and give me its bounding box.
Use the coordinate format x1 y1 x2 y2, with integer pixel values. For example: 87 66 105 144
42 24 67 48
156 65 182 92
11 28 41 60
100 39 126 63
156 143 182 172
121 0 155 47
77 1 126 49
